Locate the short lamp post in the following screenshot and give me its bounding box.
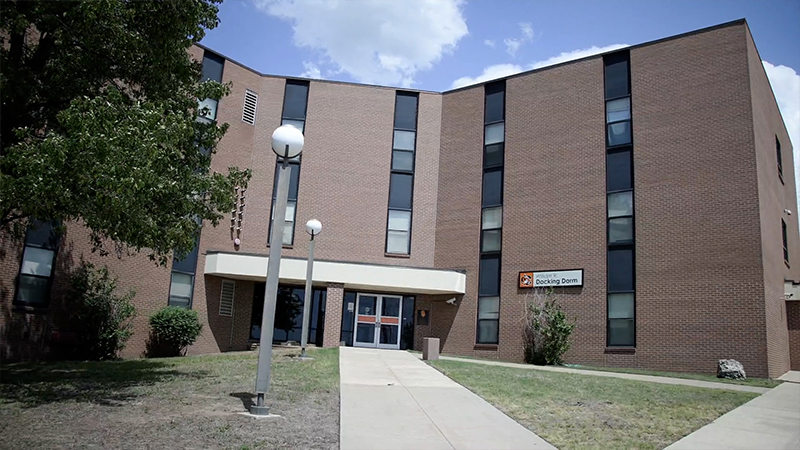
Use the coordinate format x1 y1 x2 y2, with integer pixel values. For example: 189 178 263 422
251 124 304 416
300 219 322 359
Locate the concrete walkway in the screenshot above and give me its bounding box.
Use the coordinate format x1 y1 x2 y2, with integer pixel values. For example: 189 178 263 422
421 354 770 394
666 381 800 449
778 370 800 383
339 347 555 450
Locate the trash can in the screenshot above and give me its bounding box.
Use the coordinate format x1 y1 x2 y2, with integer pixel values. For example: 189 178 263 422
422 337 440 361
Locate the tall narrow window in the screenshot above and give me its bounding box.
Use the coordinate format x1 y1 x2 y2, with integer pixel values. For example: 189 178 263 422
783 219 789 264
604 51 635 347
477 81 505 345
15 220 59 307
168 51 223 307
198 51 225 121
385 92 418 255
777 136 783 180
270 80 309 246
169 235 199 308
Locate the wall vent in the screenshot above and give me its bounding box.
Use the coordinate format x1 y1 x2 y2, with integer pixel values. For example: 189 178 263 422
219 280 235 317
242 90 258 125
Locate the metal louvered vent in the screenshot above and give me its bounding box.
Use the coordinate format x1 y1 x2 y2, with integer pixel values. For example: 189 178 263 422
242 90 258 125
219 280 235 316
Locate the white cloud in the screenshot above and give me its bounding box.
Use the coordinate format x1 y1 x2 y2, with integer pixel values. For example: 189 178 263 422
763 61 800 158
764 61 800 215
451 43 628 89
484 39 496 48
520 23 534 40
529 44 629 69
300 61 322 79
503 22 534 57
451 63 524 89
254 0 468 87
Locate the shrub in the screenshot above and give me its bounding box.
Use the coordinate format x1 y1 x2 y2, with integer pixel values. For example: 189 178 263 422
67 262 136 360
523 288 576 365
147 306 202 357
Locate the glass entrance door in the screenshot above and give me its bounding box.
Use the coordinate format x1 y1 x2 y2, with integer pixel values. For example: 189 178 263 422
353 294 402 349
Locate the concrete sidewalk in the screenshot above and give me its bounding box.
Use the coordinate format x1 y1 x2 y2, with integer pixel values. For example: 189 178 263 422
666 381 800 449
421 354 770 394
339 347 555 450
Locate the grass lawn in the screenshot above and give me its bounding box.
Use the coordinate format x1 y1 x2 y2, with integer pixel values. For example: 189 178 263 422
430 359 759 450
0 347 339 450
567 364 781 388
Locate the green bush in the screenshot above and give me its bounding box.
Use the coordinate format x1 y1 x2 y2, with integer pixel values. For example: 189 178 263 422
523 288 576 365
67 262 136 360
147 306 202 357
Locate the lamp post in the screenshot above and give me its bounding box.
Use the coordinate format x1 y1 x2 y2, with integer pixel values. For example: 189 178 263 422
251 124 304 416
300 219 322 359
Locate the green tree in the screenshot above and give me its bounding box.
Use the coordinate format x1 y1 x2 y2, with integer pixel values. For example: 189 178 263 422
0 0 250 264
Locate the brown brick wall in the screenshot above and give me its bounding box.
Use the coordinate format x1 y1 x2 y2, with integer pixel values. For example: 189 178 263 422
746 25 798 378
323 283 344 347
434 86 484 357
503 56 608 366
630 24 770 376
788 301 800 370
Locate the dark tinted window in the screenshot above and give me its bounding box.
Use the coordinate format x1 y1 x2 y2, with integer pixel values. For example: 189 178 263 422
25 220 59 249
172 236 200 274
777 136 783 175
272 163 301 200
479 256 500 296
482 169 503 207
607 121 631 146
394 93 418 130
608 248 634 292
607 151 632 191
201 52 225 82
604 57 629 99
340 292 357 346
485 90 504 124
283 81 309 119
484 143 504 168
389 173 413 209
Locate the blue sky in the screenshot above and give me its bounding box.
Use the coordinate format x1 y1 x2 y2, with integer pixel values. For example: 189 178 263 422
200 0 798 154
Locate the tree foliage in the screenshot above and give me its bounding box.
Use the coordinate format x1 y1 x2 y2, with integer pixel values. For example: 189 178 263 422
522 288 576 366
0 0 250 264
67 262 137 361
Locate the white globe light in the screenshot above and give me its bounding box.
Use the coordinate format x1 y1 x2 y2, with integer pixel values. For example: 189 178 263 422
305 219 322 236
271 124 304 158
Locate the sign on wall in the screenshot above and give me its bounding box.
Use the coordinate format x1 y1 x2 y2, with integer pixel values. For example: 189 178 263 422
519 269 583 288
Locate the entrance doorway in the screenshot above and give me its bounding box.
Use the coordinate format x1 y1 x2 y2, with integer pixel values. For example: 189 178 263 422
353 294 402 349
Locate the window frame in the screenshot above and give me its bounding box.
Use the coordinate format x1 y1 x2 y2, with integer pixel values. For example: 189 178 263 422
604 50 635 348
783 219 789 264
384 91 419 255
14 221 60 308
476 296 500 344
269 79 310 247
776 135 784 182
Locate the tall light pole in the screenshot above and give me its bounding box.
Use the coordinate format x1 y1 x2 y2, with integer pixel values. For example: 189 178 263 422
250 124 304 416
300 219 322 359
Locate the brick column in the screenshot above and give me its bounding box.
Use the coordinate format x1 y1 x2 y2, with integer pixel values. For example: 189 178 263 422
323 283 344 347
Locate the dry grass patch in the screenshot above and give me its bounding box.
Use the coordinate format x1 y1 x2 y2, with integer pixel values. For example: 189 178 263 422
0 347 339 450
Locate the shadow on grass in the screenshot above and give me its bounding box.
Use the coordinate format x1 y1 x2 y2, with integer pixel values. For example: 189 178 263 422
229 392 255 410
0 359 208 408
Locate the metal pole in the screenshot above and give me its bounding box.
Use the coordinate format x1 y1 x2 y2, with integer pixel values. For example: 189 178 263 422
251 148 291 416
300 233 316 358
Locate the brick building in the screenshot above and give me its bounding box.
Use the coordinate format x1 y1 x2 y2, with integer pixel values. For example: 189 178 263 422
2 19 799 378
